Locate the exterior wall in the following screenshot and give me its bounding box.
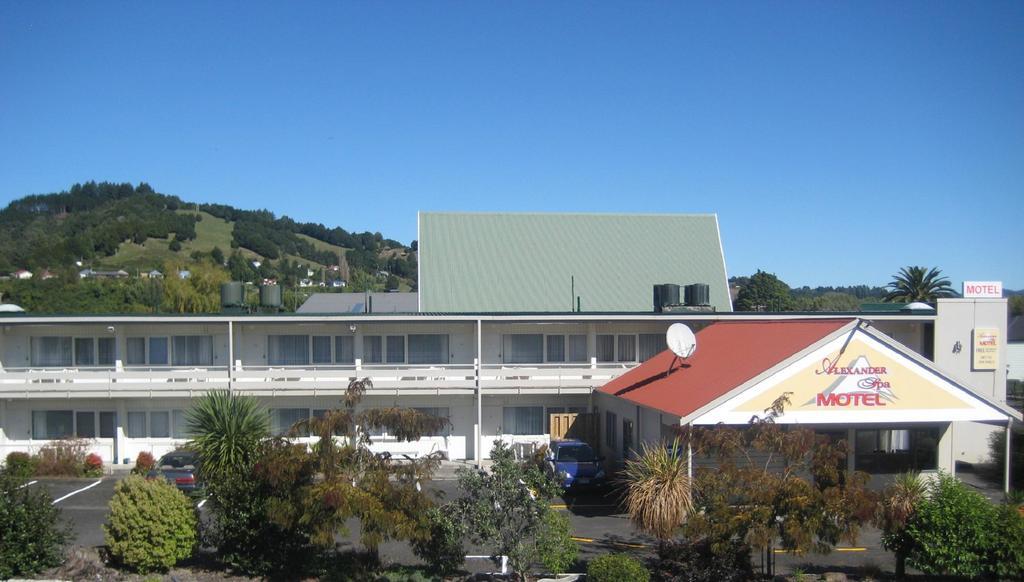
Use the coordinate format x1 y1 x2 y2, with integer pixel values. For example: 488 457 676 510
479 393 590 459
872 320 927 356
933 298 1009 463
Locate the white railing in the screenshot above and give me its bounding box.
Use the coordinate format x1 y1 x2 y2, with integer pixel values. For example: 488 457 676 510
0 361 637 398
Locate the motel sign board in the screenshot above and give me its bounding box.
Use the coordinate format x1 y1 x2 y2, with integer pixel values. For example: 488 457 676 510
963 281 1002 298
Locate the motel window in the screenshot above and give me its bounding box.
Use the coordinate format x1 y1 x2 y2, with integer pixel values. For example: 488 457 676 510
271 408 310 437
363 336 383 363
605 411 618 450
854 427 940 472
312 409 346 436
150 411 171 438
97 337 116 366
638 334 664 362
616 335 636 362
596 335 615 362
546 336 565 363
127 411 148 438
127 337 147 365
172 410 190 439
408 334 449 364
386 336 406 364
74 338 95 366
414 407 451 436
335 336 355 364
31 410 74 440
568 335 588 362
268 335 310 366
76 411 96 438
623 419 635 455
149 337 169 365
312 336 333 364
30 337 73 367
172 335 213 366
502 406 544 435
504 334 544 364
99 412 117 439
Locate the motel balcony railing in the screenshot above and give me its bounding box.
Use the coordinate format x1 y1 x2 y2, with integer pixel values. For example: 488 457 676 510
0 361 637 399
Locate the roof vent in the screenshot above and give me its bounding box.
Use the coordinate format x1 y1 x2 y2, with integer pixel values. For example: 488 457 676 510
653 284 681 312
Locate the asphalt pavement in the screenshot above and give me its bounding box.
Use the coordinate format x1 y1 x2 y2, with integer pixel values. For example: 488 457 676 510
26 475 896 577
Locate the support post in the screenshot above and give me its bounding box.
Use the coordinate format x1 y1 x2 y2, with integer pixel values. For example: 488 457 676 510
227 321 234 392
0 399 7 445
687 423 693 481
1006 419 1014 495
116 400 128 465
475 319 483 468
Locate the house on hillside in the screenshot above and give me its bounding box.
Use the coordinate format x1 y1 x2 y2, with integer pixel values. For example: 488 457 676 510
39 270 57 280
13 269 32 280
79 269 129 279
178 270 191 280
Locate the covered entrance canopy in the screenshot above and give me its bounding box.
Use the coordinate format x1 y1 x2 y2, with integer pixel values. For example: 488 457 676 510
597 319 1020 487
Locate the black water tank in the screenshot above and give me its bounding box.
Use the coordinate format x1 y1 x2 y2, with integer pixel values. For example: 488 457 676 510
653 283 681 312
685 283 710 306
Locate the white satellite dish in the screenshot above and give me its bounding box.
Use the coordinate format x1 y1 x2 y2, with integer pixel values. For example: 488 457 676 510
666 323 697 359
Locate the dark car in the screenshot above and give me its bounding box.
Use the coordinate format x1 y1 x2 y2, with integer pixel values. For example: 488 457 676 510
545 439 606 489
147 450 201 493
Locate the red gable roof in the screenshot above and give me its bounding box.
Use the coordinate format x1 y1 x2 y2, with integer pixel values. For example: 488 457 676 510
598 319 853 418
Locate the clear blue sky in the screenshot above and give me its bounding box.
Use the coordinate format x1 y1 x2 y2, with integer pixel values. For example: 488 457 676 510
2 2 1021 289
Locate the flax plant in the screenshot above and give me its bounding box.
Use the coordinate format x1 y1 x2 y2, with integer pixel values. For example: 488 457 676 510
621 437 693 540
876 471 926 578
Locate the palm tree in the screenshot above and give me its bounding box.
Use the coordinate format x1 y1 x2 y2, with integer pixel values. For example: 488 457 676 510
621 438 693 540
186 390 269 481
884 266 955 302
876 472 926 578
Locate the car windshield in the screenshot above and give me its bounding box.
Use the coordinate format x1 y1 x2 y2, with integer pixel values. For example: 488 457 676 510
159 453 197 468
556 444 596 462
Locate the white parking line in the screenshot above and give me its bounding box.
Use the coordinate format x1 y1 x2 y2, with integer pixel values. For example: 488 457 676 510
197 499 207 508
51 480 102 505
17 480 39 489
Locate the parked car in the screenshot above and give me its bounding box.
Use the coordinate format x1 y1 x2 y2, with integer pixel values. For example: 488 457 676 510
147 450 201 493
545 439 606 489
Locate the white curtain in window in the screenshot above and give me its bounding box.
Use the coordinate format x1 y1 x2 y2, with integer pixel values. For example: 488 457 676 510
617 335 636 362
408 334 449 364
596 335 615 362
150 411 170 438
31 337 72 367
172 336 213 366
268 335 310 366
882 429 911 452
32 410 73 439
149 337 169 365
98 337 116 366
312 336 332 364
502 406 543 435
127 411 147 438
503 334 543 364
386 336 405 363
335 336 355 364
638 334 664 362
172 410 189 438
546 336 565 362
126 337 146 365
74 338 95 366
568 335 588 362
363 336 383 363
271 408 309 436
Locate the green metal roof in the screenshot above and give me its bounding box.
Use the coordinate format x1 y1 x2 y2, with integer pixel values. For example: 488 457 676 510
418 212 732 313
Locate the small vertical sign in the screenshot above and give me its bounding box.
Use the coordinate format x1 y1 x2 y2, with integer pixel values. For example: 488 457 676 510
972 327 999 370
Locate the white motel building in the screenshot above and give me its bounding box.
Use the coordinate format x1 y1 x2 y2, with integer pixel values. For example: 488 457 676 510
0 213 1017 486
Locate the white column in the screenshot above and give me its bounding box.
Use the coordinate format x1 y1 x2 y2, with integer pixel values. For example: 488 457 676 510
475 319 483 468
1006 420 1014 495
116 400 128 464
0 399 7 444
227 321 234 392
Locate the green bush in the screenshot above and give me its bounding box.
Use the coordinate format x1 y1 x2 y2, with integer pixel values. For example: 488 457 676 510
989 430 1024 489
3 452 36 480
0 472 70 579
587 553 650 582
989 505 1024 580
104 475 197 573
536 510 578 574
411 504 465 576
905 473 996 578
651 538 752 582
35 438 87 476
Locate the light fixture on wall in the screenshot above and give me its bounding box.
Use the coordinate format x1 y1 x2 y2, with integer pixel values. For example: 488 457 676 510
349 324 357 333
952 340 962 354
106 326 116 334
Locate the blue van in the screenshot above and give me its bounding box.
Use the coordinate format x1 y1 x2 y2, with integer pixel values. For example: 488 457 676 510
545 439 606 489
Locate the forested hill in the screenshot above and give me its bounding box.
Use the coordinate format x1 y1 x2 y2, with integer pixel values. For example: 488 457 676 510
0 181 416 312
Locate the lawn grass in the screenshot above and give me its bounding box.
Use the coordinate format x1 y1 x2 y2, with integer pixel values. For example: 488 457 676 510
97 211 235 271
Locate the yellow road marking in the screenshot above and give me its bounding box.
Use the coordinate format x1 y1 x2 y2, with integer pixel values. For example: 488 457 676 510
571 536 648 549
773 547 867 554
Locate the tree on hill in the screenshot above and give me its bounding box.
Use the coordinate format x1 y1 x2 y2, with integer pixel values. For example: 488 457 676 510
884 266 955 303
734 270 795 312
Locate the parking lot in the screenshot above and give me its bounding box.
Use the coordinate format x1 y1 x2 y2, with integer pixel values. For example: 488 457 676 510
26 474 894 576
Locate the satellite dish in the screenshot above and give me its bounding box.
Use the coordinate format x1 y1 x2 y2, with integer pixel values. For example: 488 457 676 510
666 323 697 359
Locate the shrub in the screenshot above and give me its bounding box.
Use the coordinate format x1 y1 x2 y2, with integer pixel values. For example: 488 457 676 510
0 472 70 578
132 451 155 475
3 452 36 480
989 504 1024 579
651 538 752 582
904 473 996 578
587 553 650 582
536 510 578 575
83 453 104 477
989 430 1024 489
411 504 465 576
104 475 197 573
35 438 88 477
